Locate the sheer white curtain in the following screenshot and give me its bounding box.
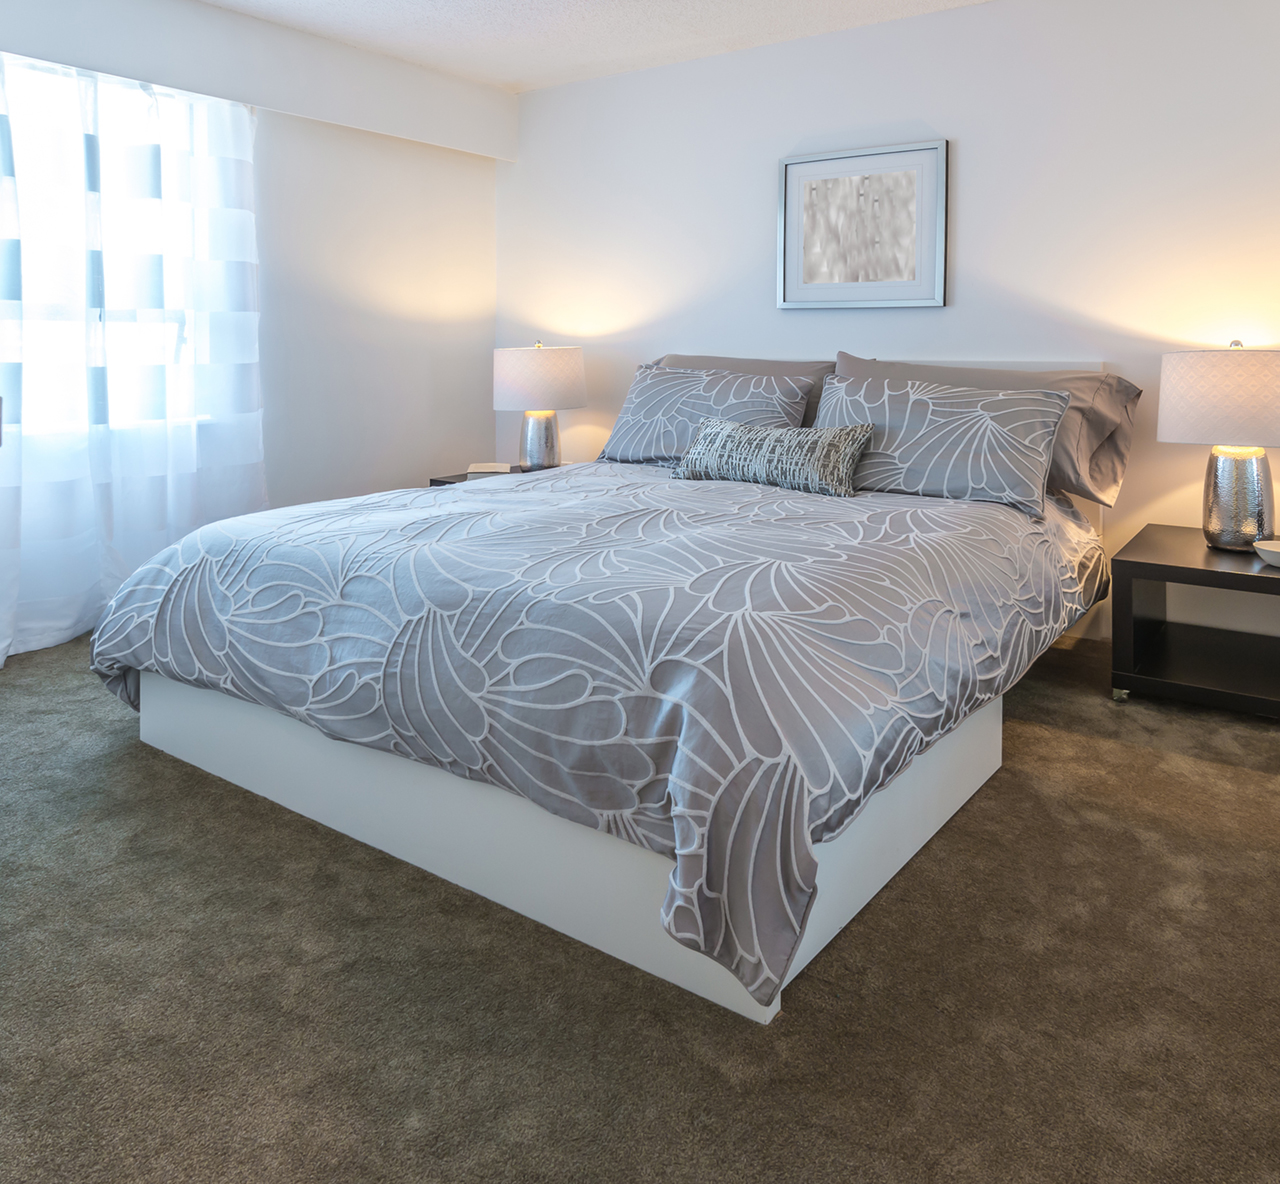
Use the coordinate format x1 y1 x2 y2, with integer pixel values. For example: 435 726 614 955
0 53 266 666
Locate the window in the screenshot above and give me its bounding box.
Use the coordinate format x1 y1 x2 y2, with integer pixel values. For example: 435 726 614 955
0 52 266 663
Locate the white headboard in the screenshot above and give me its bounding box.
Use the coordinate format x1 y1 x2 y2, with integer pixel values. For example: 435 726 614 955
901 360 1104 372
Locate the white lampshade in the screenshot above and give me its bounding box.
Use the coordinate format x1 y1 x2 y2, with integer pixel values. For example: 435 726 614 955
1158 348 1280 447
493 344 587 412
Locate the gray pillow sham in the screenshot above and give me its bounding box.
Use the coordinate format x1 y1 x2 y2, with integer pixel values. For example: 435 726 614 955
815 374 1071 517
658 354 838 427
601 365 813 465
834 353 1141 506
671 420 873 497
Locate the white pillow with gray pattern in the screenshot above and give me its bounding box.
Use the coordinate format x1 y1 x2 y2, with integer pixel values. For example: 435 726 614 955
600 365 814 466
815 375 1071 517
671 420 873 497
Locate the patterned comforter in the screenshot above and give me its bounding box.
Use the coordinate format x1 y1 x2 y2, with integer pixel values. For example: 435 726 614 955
90 462 1106 1005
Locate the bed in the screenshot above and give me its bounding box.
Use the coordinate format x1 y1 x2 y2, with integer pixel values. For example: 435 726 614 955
89 443 1108 1022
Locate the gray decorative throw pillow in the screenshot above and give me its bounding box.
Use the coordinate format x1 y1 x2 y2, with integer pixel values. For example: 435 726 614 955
815 375 1071 517
600 365 813 465
671 420 873 497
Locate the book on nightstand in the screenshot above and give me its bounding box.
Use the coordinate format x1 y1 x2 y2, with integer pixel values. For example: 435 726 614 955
466 463 520 480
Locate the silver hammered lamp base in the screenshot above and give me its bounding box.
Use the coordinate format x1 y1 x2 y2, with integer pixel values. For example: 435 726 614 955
519 411 561 471
1203 446 1274 551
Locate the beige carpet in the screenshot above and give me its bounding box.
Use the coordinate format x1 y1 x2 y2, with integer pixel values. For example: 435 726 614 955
2 634 1278 1183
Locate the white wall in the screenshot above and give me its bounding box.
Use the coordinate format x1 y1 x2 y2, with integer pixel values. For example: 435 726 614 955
0 0 517 160
256 112 497 507
496 0 1280 598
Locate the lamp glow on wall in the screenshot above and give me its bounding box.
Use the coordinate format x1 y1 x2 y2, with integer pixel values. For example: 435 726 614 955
1158 342 1280 550
493 342 587 471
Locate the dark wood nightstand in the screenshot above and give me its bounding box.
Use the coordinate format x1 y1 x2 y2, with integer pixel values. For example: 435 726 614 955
1111 523 1280 716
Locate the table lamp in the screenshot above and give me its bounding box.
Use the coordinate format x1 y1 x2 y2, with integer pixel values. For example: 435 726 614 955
493 341 587 471
1158 342 1280 550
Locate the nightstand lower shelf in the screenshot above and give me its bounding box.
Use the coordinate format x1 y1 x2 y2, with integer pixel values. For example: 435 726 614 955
1113 621 1280 716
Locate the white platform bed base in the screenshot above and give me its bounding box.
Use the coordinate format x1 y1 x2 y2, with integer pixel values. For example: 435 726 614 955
139 672 1002 1023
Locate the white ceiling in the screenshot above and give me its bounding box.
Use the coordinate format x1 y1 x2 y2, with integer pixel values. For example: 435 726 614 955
197 0 991 93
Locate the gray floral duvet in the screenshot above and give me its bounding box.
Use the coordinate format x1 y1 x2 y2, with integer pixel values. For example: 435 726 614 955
90 462 1106 1004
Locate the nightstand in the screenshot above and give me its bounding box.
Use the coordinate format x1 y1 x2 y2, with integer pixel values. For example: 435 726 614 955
429 470 519 487
1111 523 1280 716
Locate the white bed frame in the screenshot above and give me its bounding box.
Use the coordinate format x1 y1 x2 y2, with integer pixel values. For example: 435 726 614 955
140 673 1002 1023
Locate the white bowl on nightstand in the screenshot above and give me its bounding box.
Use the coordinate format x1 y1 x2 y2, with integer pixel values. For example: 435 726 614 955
1253 540 1280 566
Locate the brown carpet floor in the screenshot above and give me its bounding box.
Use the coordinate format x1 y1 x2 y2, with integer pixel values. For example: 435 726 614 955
1 635 1278 1183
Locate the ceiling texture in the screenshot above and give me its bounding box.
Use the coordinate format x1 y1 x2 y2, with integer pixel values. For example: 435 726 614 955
197 0 991 92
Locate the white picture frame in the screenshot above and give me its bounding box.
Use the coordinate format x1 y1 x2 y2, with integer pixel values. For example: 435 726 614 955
778 140 947 309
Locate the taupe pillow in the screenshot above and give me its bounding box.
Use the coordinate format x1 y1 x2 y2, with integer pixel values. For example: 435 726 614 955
601 365 813 466
835 353 1141 506
659 354 837 427
816 374 1070 517
671 420 873 497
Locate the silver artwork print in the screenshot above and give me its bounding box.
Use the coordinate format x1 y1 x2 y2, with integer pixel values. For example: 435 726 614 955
90 463 1104 1005
779 140 946 309
803 171 916 284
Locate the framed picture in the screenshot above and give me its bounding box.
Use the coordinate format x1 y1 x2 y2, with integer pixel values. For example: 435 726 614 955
777 139 947 309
